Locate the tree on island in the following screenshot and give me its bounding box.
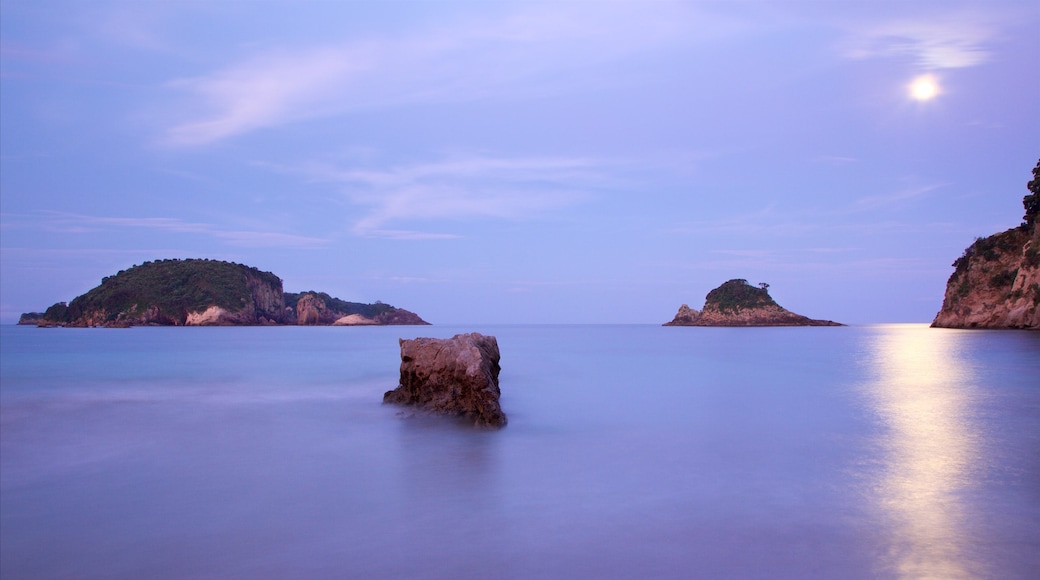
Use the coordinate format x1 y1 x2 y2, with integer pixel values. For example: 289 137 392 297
1025 158 1040 227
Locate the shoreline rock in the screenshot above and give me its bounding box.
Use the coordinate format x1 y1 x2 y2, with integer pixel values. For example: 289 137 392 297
931 222 1039 329
665 279 843 327
21 259 430 328
383 333 507 428
932 159 1040 330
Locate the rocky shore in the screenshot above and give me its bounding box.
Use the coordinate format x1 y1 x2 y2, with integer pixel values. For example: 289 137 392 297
665 279 843 327
22 259 429 328
931 161 1039 329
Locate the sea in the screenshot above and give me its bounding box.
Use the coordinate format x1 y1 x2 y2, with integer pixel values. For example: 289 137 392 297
1 323 1038 579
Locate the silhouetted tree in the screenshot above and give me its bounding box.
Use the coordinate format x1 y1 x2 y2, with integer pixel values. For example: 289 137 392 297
1025 158 1040 226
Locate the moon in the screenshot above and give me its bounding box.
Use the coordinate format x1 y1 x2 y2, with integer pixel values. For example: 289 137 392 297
910 75 939 101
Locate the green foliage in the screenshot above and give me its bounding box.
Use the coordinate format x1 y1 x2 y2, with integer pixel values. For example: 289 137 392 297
704 279 778 313
989 269 1018 288
45 259 282 324
285 291 398 318
1025 158 1040 226
955 230 1025 272
955 279 971 298
42 302 70 323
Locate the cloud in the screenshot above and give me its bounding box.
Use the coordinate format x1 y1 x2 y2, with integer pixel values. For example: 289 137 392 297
164 49 361 145
22 212 330 249
844 14 997 69
159 3 747 145
268 154 603 239
854 183 945 210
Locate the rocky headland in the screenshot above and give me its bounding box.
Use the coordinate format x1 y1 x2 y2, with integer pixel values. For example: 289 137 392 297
383 333 507 428
932 160 1039 329
665 279 843 327
24 258 429 328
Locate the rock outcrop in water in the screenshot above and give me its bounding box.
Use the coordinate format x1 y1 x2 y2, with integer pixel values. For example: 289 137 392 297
383 333 507 428
288 291 428 326
24 258 429 327
932 160 1040 329
664 279 843 327
17 312 44 325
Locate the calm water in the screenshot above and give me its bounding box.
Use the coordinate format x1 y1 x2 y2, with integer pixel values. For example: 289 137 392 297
1 324 1038 579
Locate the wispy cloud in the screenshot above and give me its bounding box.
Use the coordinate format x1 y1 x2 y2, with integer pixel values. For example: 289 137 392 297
14 212 330 249
159 3 747 145
164 48 362 145
265 154 604 239
854 183 946 210
843 13 998 69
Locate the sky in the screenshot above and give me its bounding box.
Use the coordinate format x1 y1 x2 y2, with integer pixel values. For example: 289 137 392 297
1 1 1038 325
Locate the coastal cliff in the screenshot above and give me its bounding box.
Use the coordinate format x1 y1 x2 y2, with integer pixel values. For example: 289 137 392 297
27 259 429 327
286 291 429 326
932 160 1040 329
665 279 843 327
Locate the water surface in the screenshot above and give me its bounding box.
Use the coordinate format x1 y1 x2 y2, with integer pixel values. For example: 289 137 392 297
2 324 1038 578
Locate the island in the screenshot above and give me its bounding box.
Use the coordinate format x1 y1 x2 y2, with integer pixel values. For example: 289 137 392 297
664 279 843 327
21 258 430 327
932 159 1039 329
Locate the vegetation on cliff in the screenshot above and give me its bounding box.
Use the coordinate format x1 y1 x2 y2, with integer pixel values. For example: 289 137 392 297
1023 159 1039 227
285 292 401 320
665 279 842 326
37 259 279 326
28 258 428 327
704 279 778 313
932 159 1040 329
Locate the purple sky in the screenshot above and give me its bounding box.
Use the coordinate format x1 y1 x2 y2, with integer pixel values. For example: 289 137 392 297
2 1 1038 324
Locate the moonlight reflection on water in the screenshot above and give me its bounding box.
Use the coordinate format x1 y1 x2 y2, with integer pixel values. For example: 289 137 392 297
1 324 1037 578
865 325 979 579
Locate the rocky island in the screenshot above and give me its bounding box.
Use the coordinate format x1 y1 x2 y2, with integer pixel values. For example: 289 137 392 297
932 159 1039 329
664 279 843 327
21 258 429 327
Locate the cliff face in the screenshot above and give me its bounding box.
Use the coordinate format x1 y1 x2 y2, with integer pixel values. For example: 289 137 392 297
932 222 1039 329
932 159 1040 330
287 291 430 326
27 259 429 327
665 279 843 327
34 259 288 327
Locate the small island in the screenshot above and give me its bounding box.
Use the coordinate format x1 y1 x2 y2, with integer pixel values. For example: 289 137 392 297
931 159 1039 329
664 279 843 327
21 258 429 328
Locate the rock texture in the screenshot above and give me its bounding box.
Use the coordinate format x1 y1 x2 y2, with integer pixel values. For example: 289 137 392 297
24 259 429 328
383 333 507 428
932 159 1040 330
932 221 1039 329
665 279 843 327
288 291 429 326
17 312 44 325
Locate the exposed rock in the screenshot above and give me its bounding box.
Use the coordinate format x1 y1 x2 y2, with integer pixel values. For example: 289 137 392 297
288 291 429 326
932 159 1040 329
932 221 1039 329
17 312 44 325
665 279 843 327
23 259 430 328
295 293 330 325
332 314 379 326
383 333 507 428
184 306 241 326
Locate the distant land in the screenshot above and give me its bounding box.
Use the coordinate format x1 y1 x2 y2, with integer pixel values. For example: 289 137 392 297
932 159 1040 329
664 279 843 327
19 259 429 327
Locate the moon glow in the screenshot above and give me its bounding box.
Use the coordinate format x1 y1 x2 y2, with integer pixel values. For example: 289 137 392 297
910 76 939 101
